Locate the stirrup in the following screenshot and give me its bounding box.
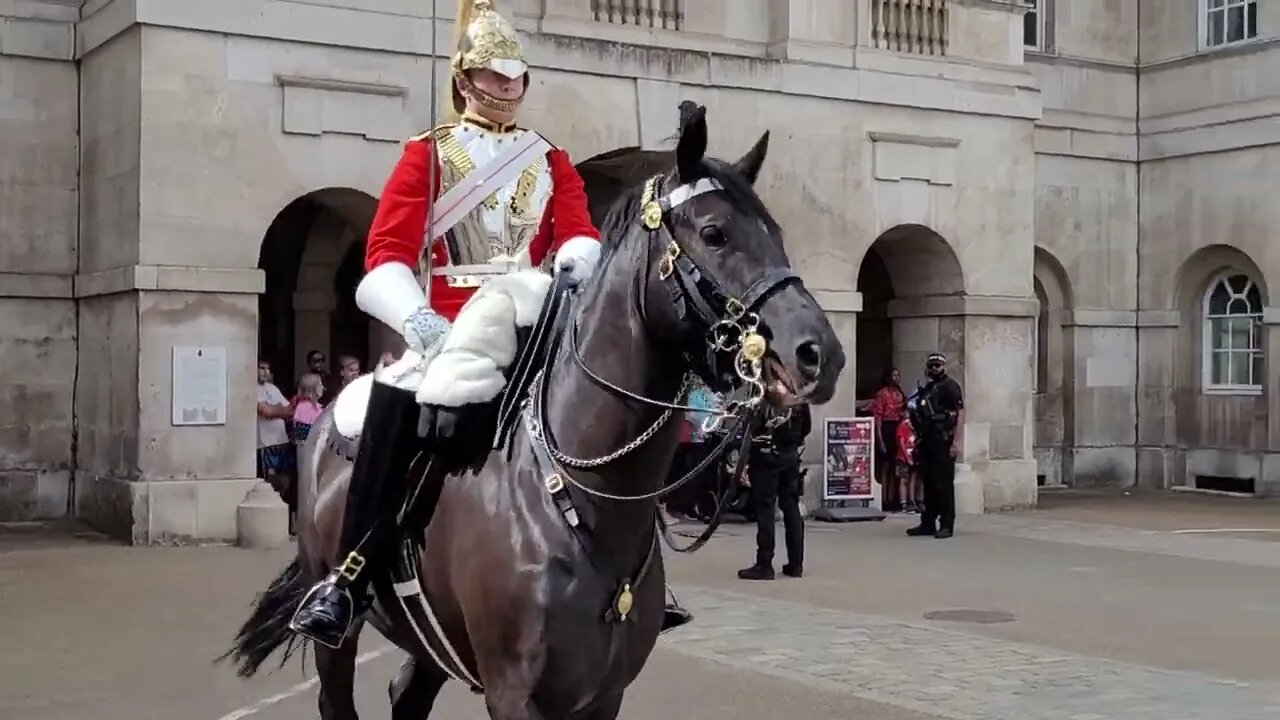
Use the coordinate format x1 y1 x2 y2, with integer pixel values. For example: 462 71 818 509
660 584 693 633
661 604 694 634
288 559 363 649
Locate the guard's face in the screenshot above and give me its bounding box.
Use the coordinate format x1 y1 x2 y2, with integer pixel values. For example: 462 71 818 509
470 68 525 103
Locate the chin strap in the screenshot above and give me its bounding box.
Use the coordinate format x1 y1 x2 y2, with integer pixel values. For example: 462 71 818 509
456 71 523 114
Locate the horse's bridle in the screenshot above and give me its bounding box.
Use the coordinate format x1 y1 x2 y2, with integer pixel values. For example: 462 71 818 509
643 176 804 401
525 172 804 517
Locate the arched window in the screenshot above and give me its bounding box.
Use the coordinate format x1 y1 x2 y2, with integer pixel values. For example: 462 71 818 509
1202 273 1264 393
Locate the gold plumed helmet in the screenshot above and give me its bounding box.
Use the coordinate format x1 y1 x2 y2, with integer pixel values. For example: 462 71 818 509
448 0 528 115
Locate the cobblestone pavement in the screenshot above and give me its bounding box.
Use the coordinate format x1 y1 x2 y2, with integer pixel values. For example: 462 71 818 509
661 586 1280 720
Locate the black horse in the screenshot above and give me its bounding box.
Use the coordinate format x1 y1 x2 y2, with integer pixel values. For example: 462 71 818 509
223 104 845 720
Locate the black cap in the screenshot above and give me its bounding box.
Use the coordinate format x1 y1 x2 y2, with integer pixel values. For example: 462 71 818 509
926 353 947 364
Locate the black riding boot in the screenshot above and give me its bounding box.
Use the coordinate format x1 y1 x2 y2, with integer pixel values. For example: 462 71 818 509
290 380 425 649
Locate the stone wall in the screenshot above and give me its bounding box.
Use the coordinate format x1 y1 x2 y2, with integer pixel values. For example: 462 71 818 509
1137 149 1280 497
1025 0 1280 495
1134 2 1280 496
0 1 78 521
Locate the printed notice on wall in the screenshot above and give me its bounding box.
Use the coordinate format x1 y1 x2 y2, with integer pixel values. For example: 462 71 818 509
172 346 227 426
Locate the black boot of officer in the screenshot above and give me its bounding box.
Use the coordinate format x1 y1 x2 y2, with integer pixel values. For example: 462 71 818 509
289 380 425 648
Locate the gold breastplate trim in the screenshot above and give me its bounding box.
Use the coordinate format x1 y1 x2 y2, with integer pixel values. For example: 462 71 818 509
432 127 546 219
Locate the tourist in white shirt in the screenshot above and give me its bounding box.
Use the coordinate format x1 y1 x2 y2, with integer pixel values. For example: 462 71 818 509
256 360 296 500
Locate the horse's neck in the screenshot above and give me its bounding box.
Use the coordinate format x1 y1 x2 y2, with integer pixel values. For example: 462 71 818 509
544 266 681 548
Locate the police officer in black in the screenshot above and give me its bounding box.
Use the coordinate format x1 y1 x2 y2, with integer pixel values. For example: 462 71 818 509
907 353 964 539
738 404 811 580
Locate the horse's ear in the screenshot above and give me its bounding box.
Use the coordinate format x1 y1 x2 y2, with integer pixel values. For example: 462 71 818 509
734 130 770 185
676 105 708 183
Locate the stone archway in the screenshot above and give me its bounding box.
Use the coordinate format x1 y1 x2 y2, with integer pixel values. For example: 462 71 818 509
1032 247 1075 487
257 188 379 396
856 223 965 397
1161 244 1272 493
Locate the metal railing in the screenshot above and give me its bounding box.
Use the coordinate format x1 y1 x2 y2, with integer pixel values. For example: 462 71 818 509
591 0 684 31
871 0 948 56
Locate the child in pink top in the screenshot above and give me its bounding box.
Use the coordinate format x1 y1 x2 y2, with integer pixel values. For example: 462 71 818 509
292 373 325 444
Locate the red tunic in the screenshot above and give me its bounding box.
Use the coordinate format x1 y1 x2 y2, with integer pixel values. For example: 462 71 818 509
363 134 601 322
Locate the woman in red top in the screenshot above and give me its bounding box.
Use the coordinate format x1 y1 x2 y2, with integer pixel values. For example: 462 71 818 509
869 368 907 511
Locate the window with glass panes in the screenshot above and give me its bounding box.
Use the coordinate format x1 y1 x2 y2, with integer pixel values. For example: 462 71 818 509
1203 273 1264 392
1023 0 1044 50
1202 0 1257 49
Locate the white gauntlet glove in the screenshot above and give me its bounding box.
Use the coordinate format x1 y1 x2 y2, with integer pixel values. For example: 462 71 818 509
553 236 602 285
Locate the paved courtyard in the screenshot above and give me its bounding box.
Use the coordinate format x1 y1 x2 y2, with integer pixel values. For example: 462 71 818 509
2 489 1278 720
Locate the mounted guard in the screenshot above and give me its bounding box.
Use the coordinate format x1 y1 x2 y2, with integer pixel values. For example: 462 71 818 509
288 0 688 650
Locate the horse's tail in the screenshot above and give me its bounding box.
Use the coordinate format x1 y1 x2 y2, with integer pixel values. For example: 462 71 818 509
218 557 308 677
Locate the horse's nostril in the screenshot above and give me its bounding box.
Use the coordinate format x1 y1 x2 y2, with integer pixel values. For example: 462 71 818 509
795 340 823 381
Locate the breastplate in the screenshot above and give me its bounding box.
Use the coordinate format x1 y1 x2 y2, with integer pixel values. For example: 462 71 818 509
432 124 552 266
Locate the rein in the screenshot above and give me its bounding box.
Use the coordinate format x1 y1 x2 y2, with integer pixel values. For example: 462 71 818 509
525 172 804 552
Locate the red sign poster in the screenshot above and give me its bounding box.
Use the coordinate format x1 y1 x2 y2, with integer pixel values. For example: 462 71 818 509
822 417 876 500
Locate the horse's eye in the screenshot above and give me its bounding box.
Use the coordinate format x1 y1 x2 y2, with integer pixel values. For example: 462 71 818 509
700 225 726 246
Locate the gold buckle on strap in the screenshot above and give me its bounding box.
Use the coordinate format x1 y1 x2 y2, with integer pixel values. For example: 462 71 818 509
337 551 366 582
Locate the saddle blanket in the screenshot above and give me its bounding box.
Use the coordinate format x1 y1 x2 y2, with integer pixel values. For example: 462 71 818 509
333 270 552 439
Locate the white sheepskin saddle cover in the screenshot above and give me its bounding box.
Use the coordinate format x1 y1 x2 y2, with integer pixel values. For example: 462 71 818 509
332 270 553 439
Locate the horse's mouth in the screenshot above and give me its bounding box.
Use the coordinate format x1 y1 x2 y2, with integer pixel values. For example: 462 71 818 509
763 356 817 408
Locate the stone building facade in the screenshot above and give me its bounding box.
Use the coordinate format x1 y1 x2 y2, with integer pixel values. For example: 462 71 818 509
0 0 1274 543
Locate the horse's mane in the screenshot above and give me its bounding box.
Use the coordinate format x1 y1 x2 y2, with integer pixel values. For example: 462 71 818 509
596 156 782 262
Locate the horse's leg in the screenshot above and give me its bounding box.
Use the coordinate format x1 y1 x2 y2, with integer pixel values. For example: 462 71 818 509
315 636 361 720
389 656 449 720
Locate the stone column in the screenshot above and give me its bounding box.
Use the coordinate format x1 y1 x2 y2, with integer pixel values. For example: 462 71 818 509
75 267 265 545
1261 307 1280 497
292 209 350 378
889 294 1039 514
769 0 858 65
1061 310 1138 487
803 290 862 514
541 0 596 35
369 320 407 365
1135 311 1182 490
293 291 335 379
948 0 1028 66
